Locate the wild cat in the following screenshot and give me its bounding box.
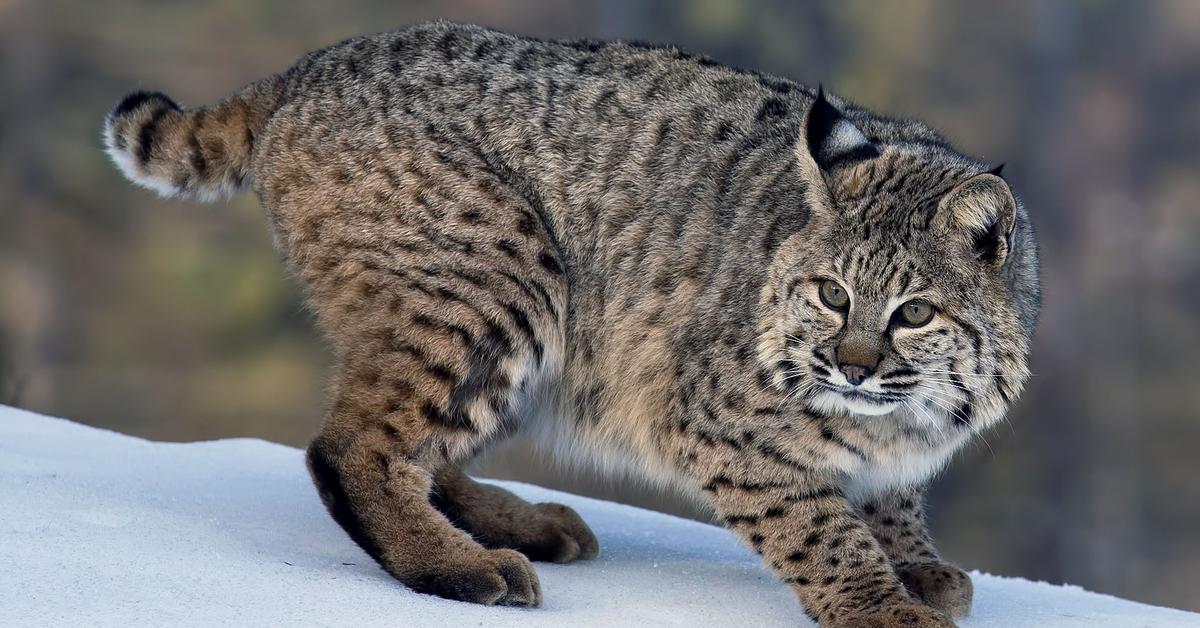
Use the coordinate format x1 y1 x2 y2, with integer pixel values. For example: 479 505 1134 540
103 20 1039 627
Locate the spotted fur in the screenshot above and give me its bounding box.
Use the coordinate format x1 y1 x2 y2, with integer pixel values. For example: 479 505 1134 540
103 21 1039 627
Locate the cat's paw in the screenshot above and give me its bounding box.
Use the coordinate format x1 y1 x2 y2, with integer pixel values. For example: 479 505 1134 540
828 602 956 627
895 562 973 619
518 502 600 563
407 548 542 607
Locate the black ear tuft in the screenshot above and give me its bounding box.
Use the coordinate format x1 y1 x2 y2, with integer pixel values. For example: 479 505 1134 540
804 86 879 170
987 162 1006 178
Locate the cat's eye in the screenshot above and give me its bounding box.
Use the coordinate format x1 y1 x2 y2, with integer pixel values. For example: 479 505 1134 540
818 280 850 311
896 300 935 328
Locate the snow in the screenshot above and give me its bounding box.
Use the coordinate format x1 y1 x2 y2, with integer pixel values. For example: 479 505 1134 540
1 404 1196 627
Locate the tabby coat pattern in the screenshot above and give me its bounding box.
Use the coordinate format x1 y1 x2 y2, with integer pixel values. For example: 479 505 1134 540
104 21 1040 627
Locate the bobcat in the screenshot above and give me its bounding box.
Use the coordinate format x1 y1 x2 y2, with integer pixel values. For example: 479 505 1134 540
103 20 1039 627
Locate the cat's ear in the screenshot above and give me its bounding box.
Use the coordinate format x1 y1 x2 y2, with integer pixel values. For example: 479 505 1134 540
937 172 1017 267
800 86 879 172
794 87 878 222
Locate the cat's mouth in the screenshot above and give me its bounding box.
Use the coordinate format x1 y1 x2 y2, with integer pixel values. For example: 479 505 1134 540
807 382 901 417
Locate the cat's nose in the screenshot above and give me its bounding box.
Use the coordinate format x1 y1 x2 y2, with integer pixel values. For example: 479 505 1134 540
839 364 873 386
835 334 882 386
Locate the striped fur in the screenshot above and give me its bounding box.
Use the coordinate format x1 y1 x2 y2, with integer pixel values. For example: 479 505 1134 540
103 21 1040 626
104 78 284 201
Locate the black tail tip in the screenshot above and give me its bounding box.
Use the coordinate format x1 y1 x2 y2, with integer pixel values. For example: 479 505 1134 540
110 90 180 121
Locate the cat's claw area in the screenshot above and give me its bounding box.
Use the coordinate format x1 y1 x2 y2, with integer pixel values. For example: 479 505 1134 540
897 561 974 619
2 405 1196 627
511 502 601 563
408 548 542 607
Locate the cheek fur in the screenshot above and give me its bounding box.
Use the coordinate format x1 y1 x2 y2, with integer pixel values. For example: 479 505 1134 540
786 297 843 342
777 302 842 384
891 321 959 363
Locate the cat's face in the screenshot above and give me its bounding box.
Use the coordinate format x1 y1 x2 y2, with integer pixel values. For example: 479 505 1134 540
763 98 1039 436
776 180 1029 433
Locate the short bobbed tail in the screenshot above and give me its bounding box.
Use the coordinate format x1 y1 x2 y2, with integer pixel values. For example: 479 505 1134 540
103 75 284 202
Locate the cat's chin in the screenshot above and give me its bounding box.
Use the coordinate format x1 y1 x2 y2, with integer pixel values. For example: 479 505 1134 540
806 390 899 417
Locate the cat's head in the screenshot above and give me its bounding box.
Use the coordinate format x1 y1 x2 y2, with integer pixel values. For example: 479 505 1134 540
761 89 1040 435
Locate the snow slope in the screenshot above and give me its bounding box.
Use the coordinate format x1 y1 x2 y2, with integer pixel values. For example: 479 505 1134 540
0 405 1195 627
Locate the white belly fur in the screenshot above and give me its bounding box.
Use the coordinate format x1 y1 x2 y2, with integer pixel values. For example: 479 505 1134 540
842 437 965 506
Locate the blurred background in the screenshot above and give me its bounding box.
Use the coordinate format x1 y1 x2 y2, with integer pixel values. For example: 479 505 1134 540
2 0 1198 612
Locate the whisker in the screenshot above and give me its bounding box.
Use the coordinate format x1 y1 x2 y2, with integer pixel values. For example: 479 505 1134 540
924 369 1027 379
918 378 974 392
905 399 933 432
919 393 993 457
915 390 973 422
915 385 973 425
977 431 996 458
904 398 944 438
775 376 819 414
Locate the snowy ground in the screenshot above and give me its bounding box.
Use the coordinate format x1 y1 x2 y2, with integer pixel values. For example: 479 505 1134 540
1 405 1196 627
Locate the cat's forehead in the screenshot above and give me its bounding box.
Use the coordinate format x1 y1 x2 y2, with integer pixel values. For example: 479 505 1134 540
827 233 934 297
831 145 980 218
824 204 974 297
823 148 986 260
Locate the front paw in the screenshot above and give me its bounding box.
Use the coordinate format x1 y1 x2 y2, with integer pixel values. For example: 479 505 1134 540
828 602 956 627
895 562 973 619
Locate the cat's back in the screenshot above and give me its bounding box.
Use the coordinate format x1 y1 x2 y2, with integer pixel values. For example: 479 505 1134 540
277 20 743 98
263 18 812 148
271 21 627 118
250 21 800 254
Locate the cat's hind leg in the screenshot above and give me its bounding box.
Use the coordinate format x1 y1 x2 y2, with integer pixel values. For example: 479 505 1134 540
303 239 567 605
300 212 569 605
306 348 543 606
263 104 572 605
